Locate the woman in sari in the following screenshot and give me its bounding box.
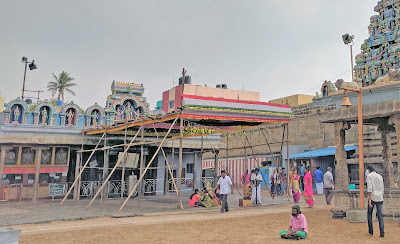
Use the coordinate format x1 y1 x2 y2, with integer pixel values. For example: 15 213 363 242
199 189 216 208
189 189 200 207
291 169 301 203
303 166 314 207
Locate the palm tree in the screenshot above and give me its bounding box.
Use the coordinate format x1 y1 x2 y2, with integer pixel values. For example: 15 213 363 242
47 71 77 102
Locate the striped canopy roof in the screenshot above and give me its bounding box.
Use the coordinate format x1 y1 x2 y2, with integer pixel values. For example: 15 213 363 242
180 94 292 125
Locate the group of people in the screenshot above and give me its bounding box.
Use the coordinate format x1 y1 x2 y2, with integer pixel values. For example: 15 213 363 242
189 170 233 213
289 166 315 207
270 167 287 198
187 164 398 241
240 168 265 206
189 188 221 208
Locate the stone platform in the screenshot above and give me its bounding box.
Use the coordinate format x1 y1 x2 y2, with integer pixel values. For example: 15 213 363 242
333 190 400 218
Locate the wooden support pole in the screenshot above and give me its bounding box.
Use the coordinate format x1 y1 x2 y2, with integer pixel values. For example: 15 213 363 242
244 136 273 197
101 129 108 204
225 132 229 178
60 132 105 205
193 151 197 191
214 152 219 187
280 125 286 168
138 120 144 207
118 115 179 213
78 129 85 201
244 136 247 177
286 123 290 201
0 146 8 200
151 124 179 195
177 118 183 205
32 148 43 202
86 128 142 209
121 123 128 203
260 129 278 165
200 136 203 188
73 152 81 200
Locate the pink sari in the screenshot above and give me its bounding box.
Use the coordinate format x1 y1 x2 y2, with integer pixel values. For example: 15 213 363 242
303 172 314 207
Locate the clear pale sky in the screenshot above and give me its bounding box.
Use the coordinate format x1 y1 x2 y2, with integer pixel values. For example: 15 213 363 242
0 0 377 109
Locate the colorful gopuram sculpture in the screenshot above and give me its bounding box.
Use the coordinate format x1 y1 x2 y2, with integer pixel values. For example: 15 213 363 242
354 0 400 86
3 81 151 127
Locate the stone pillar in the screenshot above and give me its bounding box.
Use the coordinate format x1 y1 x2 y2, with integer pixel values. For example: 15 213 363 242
334 122 350 191
32 148 43 201
73 152 81 200
378 121 395 188
389 114 400 187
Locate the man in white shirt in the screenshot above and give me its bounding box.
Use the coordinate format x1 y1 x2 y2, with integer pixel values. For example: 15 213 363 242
366 164 384 238
251 168 263 205
323 167 335 205
215 170 233 213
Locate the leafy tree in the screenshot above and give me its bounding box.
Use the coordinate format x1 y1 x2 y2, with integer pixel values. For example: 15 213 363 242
47 71 77 102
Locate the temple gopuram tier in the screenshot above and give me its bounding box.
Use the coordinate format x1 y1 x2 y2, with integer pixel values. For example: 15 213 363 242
354 0 400 86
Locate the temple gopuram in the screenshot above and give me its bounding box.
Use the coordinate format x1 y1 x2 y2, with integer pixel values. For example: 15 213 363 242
354 0 400 86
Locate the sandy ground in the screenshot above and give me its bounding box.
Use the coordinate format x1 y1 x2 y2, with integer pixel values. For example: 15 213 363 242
16 201 400 244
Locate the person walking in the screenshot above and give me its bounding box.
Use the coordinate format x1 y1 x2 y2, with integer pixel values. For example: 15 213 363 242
291 169 301 203
300 164 305 191
366 164 384 238
276 168 282 195
314 166 324 195
279 168 287 195
323 167 335 205
214 170 233 213
303 166 314 208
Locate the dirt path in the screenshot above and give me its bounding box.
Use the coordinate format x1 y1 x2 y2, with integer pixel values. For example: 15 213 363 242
16 201 400 244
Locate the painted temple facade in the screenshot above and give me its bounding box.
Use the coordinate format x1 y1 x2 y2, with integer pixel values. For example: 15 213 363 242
0 81 152 201
3 81 150 127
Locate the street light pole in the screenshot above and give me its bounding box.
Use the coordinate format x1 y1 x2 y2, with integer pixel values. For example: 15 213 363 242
341 88 364 209
21 57 37 100
342 34 355 81
350 44 354 81
22 60 28 100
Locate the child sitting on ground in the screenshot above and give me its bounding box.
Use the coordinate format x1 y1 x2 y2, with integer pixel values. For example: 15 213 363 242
280 205 308 240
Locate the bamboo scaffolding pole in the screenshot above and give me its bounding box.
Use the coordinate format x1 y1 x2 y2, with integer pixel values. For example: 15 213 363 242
78 129 85 200
138 121 144 207
225 132 229 174
61 132 105 205
118 115 180 213
120 122 128 203
244 135 273 197
86 127 142 209
101 129 107 204
286 123 290 201
280 125 286 167
177 118 183 208
79 137 289 154
260 129 278 165
152 124 179 195
200 136 203 188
